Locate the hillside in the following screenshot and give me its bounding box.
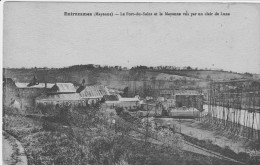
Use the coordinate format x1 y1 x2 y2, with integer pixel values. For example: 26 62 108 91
3 67 130 90
157 70 253 81
3 65 257 91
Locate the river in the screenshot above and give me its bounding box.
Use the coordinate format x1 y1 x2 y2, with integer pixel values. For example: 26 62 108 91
203 105 260 130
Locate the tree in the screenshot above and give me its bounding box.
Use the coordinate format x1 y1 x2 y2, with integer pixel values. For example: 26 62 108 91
122 87 129 97
187 66 192 70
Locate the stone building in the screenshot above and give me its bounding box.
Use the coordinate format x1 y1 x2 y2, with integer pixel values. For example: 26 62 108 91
3 78 18 108
3 76 54 112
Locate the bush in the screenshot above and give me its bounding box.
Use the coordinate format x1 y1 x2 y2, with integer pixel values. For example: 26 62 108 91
24 131 88 165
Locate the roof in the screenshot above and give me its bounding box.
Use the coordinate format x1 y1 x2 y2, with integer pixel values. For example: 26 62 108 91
15 83 54 89
119 97 140 102
174 90 202 96
78 85 110 98
49 83 76 93
36 93 82 101
105 101 120 104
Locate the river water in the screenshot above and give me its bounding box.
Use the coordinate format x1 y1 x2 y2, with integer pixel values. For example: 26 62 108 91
203 105 260 130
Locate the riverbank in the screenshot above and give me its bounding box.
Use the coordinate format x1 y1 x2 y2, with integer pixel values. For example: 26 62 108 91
160 118 259 153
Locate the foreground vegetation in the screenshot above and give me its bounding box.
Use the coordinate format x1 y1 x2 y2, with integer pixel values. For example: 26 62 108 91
3 106 246 165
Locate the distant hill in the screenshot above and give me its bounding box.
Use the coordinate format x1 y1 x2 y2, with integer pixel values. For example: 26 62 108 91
3 67 130 90
156 70 254 81
3 65 257 90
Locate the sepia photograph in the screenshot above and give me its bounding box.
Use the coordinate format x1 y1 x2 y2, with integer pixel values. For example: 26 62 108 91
2 1 260 165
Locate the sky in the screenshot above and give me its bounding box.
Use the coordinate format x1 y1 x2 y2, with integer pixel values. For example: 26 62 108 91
3 2 260 74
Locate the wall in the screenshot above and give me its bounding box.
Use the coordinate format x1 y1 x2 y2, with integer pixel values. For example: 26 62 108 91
176 95 204 110
17 88 46 111
3 79 18 107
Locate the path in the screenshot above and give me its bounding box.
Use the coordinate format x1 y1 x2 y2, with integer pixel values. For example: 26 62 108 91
3 135 16 165
2 131 28 165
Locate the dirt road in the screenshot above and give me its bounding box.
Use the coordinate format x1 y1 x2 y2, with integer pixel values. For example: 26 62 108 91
3 134 16 165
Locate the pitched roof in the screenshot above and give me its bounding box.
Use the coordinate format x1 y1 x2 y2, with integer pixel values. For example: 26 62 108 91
15 83 54 89
78 85 110 98
36 93 82 101
49 83 76 93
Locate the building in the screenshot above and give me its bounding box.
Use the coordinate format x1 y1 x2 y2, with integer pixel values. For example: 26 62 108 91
3 78 18 108
35 93 84 106
159 89 174 99
35 83 87 115
35 83 83 105
103 95 120 109
3 76 55 112
103 94 141 110
175 90 204 111
77 85 110 105
15 82 54 111
118 96 140 109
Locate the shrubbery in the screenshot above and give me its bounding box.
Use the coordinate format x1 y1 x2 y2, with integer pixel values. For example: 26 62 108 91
3 105 247 165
